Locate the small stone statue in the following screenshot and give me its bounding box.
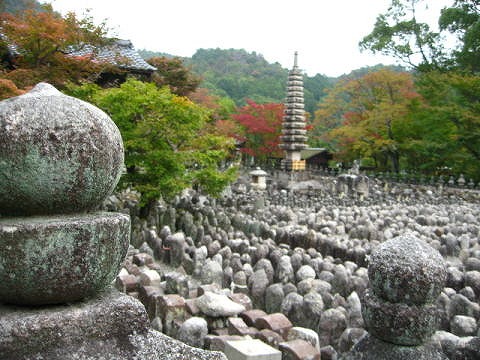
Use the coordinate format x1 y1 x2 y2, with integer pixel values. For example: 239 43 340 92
342 234 448 359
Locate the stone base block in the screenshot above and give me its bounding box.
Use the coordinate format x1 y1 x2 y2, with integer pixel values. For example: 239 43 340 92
0 287 147 359
362 290 439 345
0 212 130 305
0 288 227 360
225 339 282 360
342 333 448 360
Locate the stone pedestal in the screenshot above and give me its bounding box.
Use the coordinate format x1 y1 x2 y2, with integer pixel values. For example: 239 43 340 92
0 288 227 360
0 212 130 305
343 334 447 360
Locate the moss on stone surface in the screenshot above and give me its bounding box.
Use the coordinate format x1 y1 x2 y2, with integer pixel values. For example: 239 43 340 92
0 83 124 216
0 212 130 305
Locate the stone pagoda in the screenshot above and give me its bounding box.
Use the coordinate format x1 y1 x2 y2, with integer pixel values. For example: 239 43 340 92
280 52 308 171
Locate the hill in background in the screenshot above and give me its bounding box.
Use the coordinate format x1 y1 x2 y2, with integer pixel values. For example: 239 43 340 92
139 48 404 117
1 0 43 13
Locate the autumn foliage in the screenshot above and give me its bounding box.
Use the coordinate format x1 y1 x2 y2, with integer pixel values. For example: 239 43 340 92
0 78 24 99
0 5 108 92
314 69 422 171
231 100 284 163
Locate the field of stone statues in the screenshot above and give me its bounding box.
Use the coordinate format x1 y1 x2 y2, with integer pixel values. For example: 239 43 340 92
111 174 480 359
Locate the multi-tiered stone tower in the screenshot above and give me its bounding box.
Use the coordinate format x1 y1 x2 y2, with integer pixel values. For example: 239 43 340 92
280 52 308 171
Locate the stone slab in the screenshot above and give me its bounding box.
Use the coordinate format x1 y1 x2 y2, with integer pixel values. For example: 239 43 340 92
0 287 227 360
224 339 282 360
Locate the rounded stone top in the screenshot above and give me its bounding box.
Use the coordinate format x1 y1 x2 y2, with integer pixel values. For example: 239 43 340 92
0 83 124 216
368 234 447 305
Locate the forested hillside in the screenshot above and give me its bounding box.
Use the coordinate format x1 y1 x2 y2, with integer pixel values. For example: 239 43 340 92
1 0 43 13
185 48 334 115
139 48 400 116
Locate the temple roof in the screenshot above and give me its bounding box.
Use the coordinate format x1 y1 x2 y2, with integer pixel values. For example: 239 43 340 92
301 148 330 159
0 31 156 73
67 39 157 73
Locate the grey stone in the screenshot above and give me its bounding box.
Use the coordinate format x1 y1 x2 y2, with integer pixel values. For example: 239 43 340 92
296 265 316 282
265 283 285 314
320 345 338 360
448 293 480 319
450 315 477 337
318 308 348 347
302 291 324 329
362 289 440 346
254 258 275 284
0 83 124 216
368 234 447 305
431 331 460 360
224 339 281 360
0 288 210 360
165 232 187 268
200 259 224 286
177 316 209 348
277 255 295 284
196 291 246 317
346 291 364 328
342 333 447 360
337 327 368 353
0 212 130 305
281 292 305 325
287 326 321 351
464 270 480 297
249 268 270 309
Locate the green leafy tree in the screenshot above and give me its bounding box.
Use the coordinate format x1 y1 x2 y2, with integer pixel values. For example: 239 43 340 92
412 71 480 179
439 0 480 72
359 0 447 71
360 0 480 179
67 79 237 205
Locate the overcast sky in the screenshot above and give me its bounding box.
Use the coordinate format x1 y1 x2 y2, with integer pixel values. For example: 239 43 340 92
42 0 453 77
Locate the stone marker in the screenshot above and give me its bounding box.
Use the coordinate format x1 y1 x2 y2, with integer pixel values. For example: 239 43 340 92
224 339 282 360
342 234 448 359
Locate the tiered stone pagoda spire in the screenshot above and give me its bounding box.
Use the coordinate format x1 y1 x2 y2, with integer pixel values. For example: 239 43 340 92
280 52 308 171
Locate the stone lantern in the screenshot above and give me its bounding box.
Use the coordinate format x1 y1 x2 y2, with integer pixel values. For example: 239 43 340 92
250 167 268 190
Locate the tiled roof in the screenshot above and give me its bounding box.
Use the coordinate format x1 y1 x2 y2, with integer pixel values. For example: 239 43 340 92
301 148 330 159
0 31 19 55
67 39 156 72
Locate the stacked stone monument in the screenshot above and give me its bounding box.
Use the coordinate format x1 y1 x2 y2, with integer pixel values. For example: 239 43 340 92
343 234 448 359
280 52 308 171
0 83 226 360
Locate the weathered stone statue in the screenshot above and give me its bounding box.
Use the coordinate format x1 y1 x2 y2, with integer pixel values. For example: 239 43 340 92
0 84 226 360
342 234 448 359
0 83 129 305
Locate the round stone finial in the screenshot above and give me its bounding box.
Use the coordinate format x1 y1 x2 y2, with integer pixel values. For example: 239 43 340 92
0 83 124 216
368 234 447 305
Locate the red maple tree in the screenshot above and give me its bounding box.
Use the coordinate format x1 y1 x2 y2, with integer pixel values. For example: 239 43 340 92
231 100 284 162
